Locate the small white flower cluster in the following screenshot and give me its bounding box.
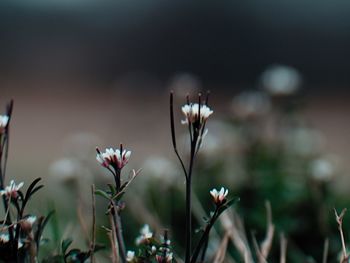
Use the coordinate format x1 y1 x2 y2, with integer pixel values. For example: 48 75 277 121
0 234 9 243
135 224 153 245
181 103 213 125
0 180 24 199
156 251 173 263
0 115 9 133
210 187 228 206
96 147 131 170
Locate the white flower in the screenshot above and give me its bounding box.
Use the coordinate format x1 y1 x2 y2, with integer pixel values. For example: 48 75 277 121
181 103 213 125
20 215 37 232
210 187 228 205
0 115 9 133
96 147 131 170
135 224 153 245
0 180 24 198
25 216 36 226
151 245 157 254
126 250 135 262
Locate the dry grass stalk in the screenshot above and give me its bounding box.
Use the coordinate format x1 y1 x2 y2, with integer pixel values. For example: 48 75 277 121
220 210 254 263
261 201 275 260
0 196 11 231
108 212 119 263
334 208 349 263
112 169 142 202
252 234 267 263
90 184 97 263
213 232 230 263
322 238 329 263
252 201 275 263
279 233 287 263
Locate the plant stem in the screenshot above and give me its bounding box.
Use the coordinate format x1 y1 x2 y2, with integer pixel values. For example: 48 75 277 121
111 203 126 263
191 209 218 263
185 175 192 263
0 135 13 241
185 138 196 263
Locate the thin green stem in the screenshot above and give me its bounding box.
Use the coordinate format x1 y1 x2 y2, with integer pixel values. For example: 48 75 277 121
185 138 197 263
191 209 219 263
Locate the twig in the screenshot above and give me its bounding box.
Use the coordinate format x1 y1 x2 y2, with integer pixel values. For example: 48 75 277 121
334 208 348 263
112 169 142 202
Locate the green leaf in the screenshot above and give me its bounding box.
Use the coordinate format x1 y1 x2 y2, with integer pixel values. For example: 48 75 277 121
62 238 73 255
35 210 55 255
24 177 42 202
95 189 111 200
107 184 116 196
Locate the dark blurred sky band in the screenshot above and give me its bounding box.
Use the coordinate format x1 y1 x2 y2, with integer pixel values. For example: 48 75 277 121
1 0 350 89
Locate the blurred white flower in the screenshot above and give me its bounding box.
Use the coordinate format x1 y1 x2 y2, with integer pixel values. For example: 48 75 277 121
20 215 37 232
0 180 24 199
310 158 334 182
0 234 9 243
126 250 135 262
199 121 239 158
156 252 173 263
260 65 302 96
96 147 131 170
151 245 157 254
231 91 271 119
142 156 178 182
210 187 228 206
181 103 213 125
62 132 102 160
0 115 9 133
49 158 83 182
284 128 324 157
135 224 153 245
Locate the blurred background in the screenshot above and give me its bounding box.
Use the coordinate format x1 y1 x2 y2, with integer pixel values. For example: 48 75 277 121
1 1 350 262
